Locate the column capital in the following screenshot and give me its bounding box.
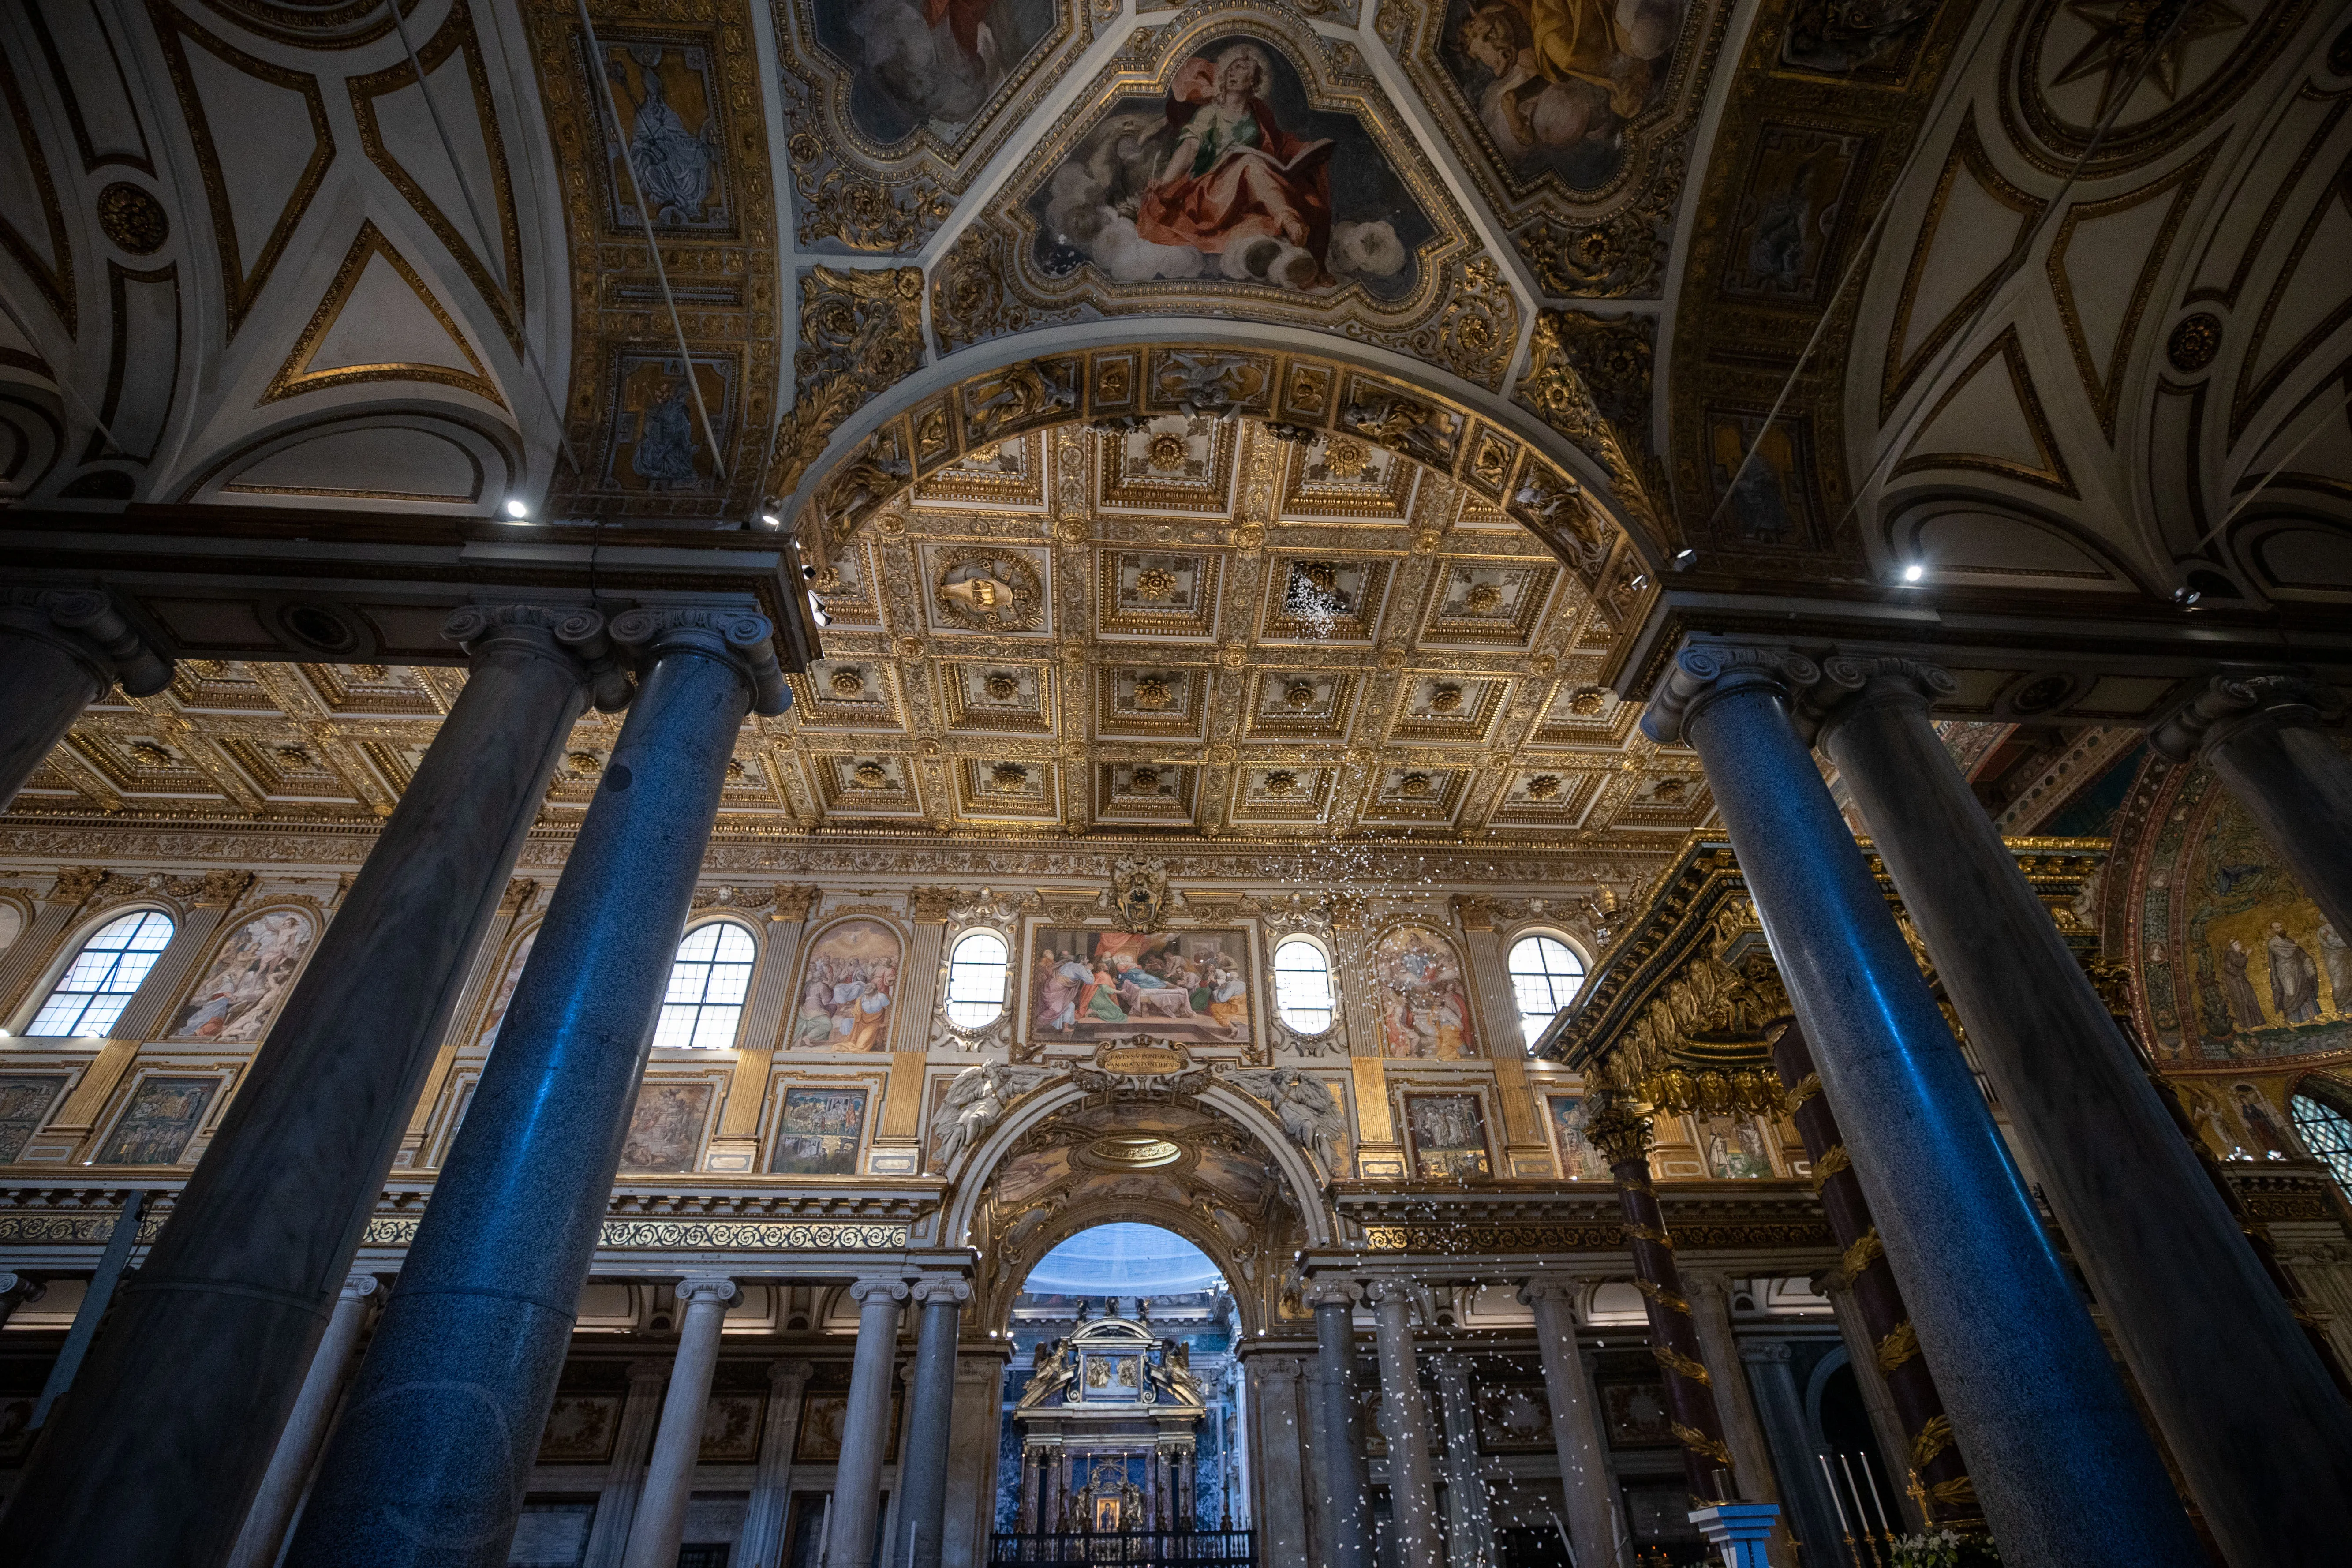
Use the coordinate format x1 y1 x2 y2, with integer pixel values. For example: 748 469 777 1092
1582 1096 1655 1165
339 1275 382 1302
1361 1277 1428 1318
1791 654 1959 745
442 603 632 712
1302 1279 1359 1310
1640 640 1825 745
911 1275 972 1305
1517 1276 1578 1308
191 870 255 908
769 1358 815 1386
0 586 172 696
2148 672 2347 763
675 1275 739 1306
1739 1341 1791 1364
849 1276 912 1304
1680 1269 1732 1298
609 605 792 716
44 867 108 906
627 1357 676 1385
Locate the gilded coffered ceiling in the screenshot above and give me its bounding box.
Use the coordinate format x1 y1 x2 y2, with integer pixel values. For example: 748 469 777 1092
9 415 1713 848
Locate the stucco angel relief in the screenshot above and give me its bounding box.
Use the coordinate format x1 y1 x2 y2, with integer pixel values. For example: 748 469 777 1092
1030 37 1436 296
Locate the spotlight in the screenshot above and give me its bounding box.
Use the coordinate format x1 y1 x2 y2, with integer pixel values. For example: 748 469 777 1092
2173 585 2201 606
1901 563 1924 583
760 511 782 528
1671 547 1696 569
504 498 530 519
1629 574 1649 592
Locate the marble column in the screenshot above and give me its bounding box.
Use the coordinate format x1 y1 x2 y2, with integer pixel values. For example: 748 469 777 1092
1584 1101 1734 1504
1429 1355 1493 1568
586 1362 675 1568
830 1278 910 1568
1019 1448 1043 1532
285 608 784 1568
1740 1343 1848 1559
1521 1279 1617 1568
1309 1284 1370 1568
2150 673 2352 936
0 604 628 1568
738 1359 813 1568
0 1271 44 1330
1365 1282 1442 1568
622 1277 739 1568
226 1276 383 1568
1816 655 2352 1568
1643 641 2205 1568
1681 1275 1778 1510
0 587 171 810
902 1277 969 1568
1771 1021 1970 1530
1244 1353 1310 1568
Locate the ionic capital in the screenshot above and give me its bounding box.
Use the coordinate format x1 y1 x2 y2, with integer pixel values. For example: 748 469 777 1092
1740 1340 1792 1364
675 1275 739 1306
1640 640 1824 746
0 586 172 696
340 1274 382 1302
442 603 630 712
627 1357 675 1385
1517 1276 1578 1309
849 1276 912 1304
609 605 792 716
1793 654 1959 745
2148 672 2348 763
912 1275 973 1305
1301 1279 1359 1310
769 1357 815 1387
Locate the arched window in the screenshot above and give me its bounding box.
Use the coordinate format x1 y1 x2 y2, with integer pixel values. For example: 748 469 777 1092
1273 937 1335 1034
1507 933 1585 1048
945 930 1010 1027
651 921 756 1049
2290 1092 2352 1194
28 909 176 1037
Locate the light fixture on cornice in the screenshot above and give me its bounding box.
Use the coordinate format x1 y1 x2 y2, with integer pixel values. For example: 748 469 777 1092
808 592 831 628
1671 547 1696 569
2173 585 2201 606
503 498 530 520
1901 563 1924 584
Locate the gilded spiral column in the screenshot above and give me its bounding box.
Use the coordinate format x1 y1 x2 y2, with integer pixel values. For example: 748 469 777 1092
1586 1096 1737 1504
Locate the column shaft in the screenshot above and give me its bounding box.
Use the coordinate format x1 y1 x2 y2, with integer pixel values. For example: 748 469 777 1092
622 1278 737 1568
1367 1287 1442 1568
0 588 167 809
1648 646 2201 1567
1770 1022 1973 1527
286 621 759 1568
902 1283 968 1568
1822 666 2352 1567
1522 1285 1617 1568
1741 1343 1850 1556
1429 1355 1492 1568
1312 1297 1370 1568
1683 1275 1777 1512
738 1360 812 1568
0 606 611 1568
829 1280 908 1568
225 1277 381 1568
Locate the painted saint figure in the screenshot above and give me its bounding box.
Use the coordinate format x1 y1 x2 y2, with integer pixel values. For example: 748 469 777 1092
1134 45 1334 288
2322 923 2349 1011
2266 921 2322 1024
631 378 700 491
2221 937 2266 1030
2234 1082 2303 1160
611 50 715 225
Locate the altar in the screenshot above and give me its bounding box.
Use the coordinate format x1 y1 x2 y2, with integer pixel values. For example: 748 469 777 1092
1011 1305 1210 1533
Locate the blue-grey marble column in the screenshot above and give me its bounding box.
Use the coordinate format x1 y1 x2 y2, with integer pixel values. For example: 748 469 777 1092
1642 642 2202 1568
1365 1281 1442 1568
902 1276 969 1568
1816 656 2352 1568
0 605 624 1568
0 587 171 809
830 1278 911 1568
1521 1279 1616 1568
1308 1285 1370 1568
282 609 785 1568
2150 673 2352 939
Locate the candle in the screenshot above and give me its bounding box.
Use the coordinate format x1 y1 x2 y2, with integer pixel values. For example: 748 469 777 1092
814 1497 831 1568
1860 1457 1895 1537
1819 1454 1854 1536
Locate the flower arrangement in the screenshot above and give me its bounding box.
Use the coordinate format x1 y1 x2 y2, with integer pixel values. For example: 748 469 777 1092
1889 1529 2002 1568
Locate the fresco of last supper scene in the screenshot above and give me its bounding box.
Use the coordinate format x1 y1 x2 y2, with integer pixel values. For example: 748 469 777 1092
1 0 2351 1565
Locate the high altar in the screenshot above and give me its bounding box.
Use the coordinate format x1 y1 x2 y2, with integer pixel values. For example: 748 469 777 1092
1013 1304 1210 1534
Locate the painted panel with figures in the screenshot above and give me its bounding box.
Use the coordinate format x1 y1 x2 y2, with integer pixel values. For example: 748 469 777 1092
1374 924 1480 1059
790 918 905 1052
1023 926 1255 1048
770 1086 869 1175
168 909 314 1043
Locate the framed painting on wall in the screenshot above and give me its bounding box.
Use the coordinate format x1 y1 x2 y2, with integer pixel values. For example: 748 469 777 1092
95 1075 219 1165
770 1086 869 1176
0 1075 69 1164
1373 924 1480 1059
166 909 315 1043
1402 1091 1491 1178
619 1081 717 1174
1021 925 1256 1049
789 918 904 1052
1546 1092 1611 1179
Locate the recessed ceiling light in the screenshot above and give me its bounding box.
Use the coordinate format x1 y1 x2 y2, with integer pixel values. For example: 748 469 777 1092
504 499 529 519
1901 563 1924 583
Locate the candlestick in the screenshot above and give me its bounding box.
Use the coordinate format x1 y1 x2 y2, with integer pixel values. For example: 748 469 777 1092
1861 1455 1896 1539
1839 1454 1885 1568
1818 1455 1859 1568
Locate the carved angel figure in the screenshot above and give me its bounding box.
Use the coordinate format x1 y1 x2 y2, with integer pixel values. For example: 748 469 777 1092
1224 1066 1348 1176
933 1061 1036 1168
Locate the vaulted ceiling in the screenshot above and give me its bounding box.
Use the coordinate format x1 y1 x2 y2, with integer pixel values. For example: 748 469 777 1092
0 0 2345 677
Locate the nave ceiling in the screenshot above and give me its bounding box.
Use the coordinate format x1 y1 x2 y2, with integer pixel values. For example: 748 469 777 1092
0 0 2347 698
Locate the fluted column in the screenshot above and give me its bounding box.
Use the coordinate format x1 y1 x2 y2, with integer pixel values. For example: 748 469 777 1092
1814 654 2352 1568
286 608 787 1568
1584 1100 1736 1504
1307 1283 1370 1568
622 1277 739 1568
1770 1021 1971 1530
1364 1281 1441 1568
0 604 628 1568
2150 673 2352 936
1642 641 2204 1568
0 586 172 810
830 1278 910 1568
903 1276 970 1568
225 1276 383 1568
1521 1278 1616 1568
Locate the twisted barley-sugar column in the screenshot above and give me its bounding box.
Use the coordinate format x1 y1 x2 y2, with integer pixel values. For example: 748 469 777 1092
1585 1097 1737 1505
1768 1020 1978 1529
